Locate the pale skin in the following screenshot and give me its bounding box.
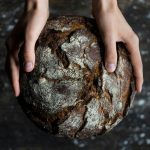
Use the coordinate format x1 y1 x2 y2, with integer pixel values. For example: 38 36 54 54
5 0 143 97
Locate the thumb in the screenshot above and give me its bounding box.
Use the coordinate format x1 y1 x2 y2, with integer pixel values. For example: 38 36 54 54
23 35 36 72
104 36 117 73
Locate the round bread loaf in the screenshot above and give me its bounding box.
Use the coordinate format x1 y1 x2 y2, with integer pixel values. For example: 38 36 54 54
18 16 135 139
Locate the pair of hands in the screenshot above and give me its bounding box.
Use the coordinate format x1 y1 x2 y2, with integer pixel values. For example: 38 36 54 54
5 0 143 97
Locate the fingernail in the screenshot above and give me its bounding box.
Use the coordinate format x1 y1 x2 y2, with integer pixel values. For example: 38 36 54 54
25 62 33 72
106 64 116 72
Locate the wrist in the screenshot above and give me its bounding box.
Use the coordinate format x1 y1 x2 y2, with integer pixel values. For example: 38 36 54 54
92 0 118 13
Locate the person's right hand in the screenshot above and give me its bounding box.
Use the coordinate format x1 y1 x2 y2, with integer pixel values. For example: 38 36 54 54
5 0 49 97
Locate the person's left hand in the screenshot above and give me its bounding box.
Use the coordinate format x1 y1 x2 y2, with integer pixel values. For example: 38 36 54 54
92 0 143 93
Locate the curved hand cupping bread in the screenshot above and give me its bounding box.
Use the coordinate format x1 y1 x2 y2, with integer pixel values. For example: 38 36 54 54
18 16 135 139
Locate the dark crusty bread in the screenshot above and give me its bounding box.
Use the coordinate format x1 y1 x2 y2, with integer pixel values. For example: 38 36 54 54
18 16 135 139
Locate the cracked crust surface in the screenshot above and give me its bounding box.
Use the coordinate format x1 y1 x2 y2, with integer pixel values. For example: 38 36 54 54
18 16 135 139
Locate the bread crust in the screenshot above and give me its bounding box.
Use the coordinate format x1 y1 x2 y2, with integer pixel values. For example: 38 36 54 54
18 16 135 139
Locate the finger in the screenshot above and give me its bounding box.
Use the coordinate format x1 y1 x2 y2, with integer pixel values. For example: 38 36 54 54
23 36 36 72
125 35 143 93
103 35 117 72
10 56 20 97
23 11 48 72
5 38 21 97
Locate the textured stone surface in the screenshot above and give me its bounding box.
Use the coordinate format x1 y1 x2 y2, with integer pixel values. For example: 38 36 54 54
18 16 135 139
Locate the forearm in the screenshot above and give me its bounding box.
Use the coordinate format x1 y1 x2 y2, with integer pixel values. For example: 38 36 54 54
92 0 118 13
25 0 49 12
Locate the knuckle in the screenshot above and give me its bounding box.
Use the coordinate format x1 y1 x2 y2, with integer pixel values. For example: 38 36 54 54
129 32 139 43
23 50 31 59
23 50 35 61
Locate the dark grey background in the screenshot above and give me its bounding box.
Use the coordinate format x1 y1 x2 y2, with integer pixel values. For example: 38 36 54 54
0 0 150 149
